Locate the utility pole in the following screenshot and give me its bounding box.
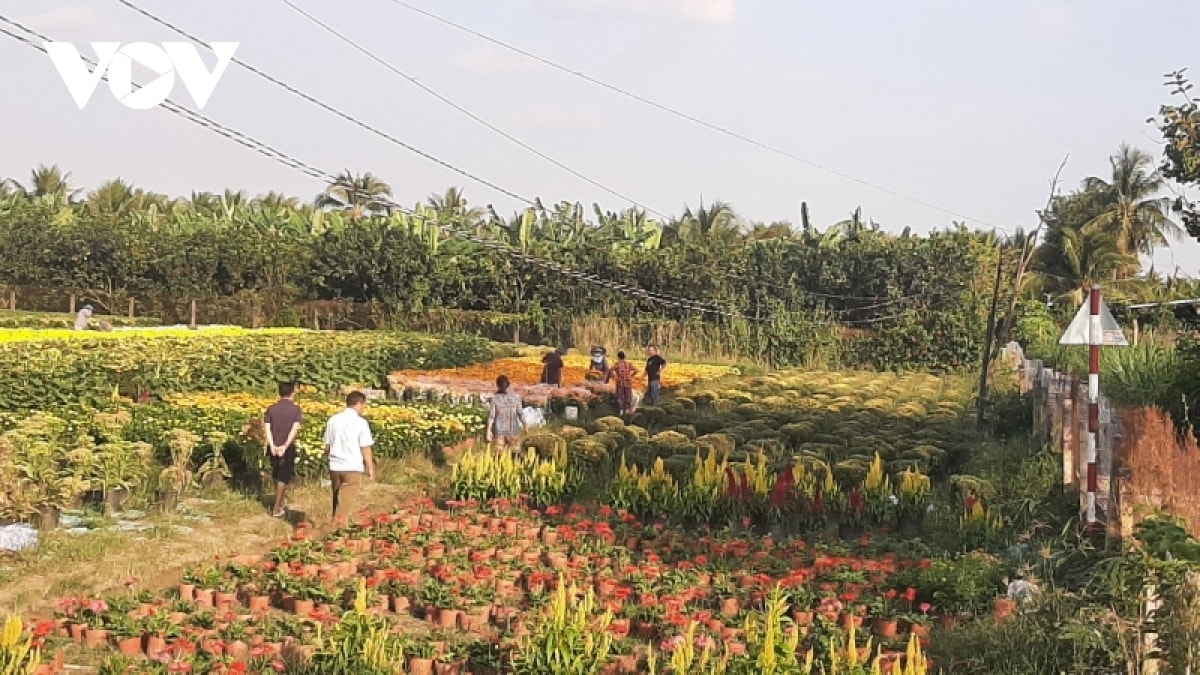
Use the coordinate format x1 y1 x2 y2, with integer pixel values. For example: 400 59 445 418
976 243 1005 429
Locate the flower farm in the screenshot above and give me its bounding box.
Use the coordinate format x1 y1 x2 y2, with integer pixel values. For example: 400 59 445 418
4 324 1197 674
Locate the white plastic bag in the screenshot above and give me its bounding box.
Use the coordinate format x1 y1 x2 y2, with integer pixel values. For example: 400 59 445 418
522 407 546 429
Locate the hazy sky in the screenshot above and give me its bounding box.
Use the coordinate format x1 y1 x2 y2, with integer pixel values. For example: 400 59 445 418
2 0 1198 273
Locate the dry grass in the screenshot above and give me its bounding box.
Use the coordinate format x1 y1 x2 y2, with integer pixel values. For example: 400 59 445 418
571 316 747 364
0 454 445 616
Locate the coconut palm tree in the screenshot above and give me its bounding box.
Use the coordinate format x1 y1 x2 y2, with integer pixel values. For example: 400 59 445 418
316 170 393 218
1082 144 1180 257
86 179 138 214
28 164 80 204
665 199 738 245
427 186 484 226
1039 227 1138 305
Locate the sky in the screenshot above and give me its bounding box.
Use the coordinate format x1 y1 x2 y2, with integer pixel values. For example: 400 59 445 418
1 0 1198 273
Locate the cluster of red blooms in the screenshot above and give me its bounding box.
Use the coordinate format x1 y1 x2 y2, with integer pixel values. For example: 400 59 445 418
769 464 795 509
724 467 751 503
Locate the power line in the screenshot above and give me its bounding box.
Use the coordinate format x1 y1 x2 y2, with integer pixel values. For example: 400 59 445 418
384 0 1013 234
268 1 961 308
101 1 752 316
105 2 940 314
2 14 954 324
111 0 534 207
0 13 747 320
275 0 670 221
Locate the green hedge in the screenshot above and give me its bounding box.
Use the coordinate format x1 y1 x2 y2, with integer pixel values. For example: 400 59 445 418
0 331 493 410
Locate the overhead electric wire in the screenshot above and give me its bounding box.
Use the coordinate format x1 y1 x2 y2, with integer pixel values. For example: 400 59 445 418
383 0 1013 234
93 3 748 317
254 0 968 310
2 13 956 324
0 13 754 320
108 1 952 315
275 0 669 221
111 0 533 207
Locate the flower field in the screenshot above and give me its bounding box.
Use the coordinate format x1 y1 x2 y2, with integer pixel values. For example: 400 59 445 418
390 353 737 409
1 365 1056 674
153 393 486 477
29 498 935 674
0 326 303 344
0 330 494 409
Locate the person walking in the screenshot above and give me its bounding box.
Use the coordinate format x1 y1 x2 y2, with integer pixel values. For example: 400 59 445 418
323 391 375 525
606 351 639 416
263 382 302 518
541 348 565 387
644 345 668 406
486 375 526 453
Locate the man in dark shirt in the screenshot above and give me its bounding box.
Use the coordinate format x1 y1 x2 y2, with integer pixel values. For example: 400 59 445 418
645 345 667 405
263 382 303 518
541 348 565 387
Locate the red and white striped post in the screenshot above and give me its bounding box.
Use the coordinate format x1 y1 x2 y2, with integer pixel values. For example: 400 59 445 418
1085 286 1101 527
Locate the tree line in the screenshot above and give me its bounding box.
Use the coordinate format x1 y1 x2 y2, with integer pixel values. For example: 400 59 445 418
0 74 1195 368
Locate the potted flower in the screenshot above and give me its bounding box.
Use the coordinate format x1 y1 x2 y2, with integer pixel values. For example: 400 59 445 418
866 590 900 638
465 639 503 675
861 453 895 527
838 486 868 542
159 429 198 513
896 467 932 536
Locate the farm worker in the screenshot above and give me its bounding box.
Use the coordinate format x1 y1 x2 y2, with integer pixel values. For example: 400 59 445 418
541 348 565 387
323 391 376 525
606 351 639 416
263 382 303 518
73 304 93 330
486 375 527 453
586 346 609 381
644 345 668 406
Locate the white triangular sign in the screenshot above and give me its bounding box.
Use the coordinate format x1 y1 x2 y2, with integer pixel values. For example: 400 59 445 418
1059 298 1128 346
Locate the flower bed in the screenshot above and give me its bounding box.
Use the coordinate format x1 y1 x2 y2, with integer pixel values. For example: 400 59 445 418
389 354 737 409
0 331 494 410
34 498 939 674
146 393 486 477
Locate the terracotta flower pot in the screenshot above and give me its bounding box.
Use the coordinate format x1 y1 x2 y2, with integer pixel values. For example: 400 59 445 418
873 618 899 639
84 628 109 649
248 595 271 613
391 595 411 614
68 623 85 643
178 584 196 602
144 634 166 657
195 589 215 609
992 598 1016 622
720 597 741 618
438 609 460 631
840 613 864 630
117 636 142 657
907 621 931 638
791 610 813 625
292 599 315 616
409 658 435 675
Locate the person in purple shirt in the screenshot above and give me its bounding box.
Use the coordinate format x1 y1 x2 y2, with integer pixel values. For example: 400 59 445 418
263 382 303 518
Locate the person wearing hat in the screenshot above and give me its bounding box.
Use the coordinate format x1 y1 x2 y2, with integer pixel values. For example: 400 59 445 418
74 304 93 331
585 346 609 382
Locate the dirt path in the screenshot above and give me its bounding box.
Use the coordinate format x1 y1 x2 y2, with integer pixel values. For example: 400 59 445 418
0 455 446 617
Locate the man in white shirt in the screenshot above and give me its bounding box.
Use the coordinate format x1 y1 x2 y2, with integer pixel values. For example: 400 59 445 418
322 391 376 524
